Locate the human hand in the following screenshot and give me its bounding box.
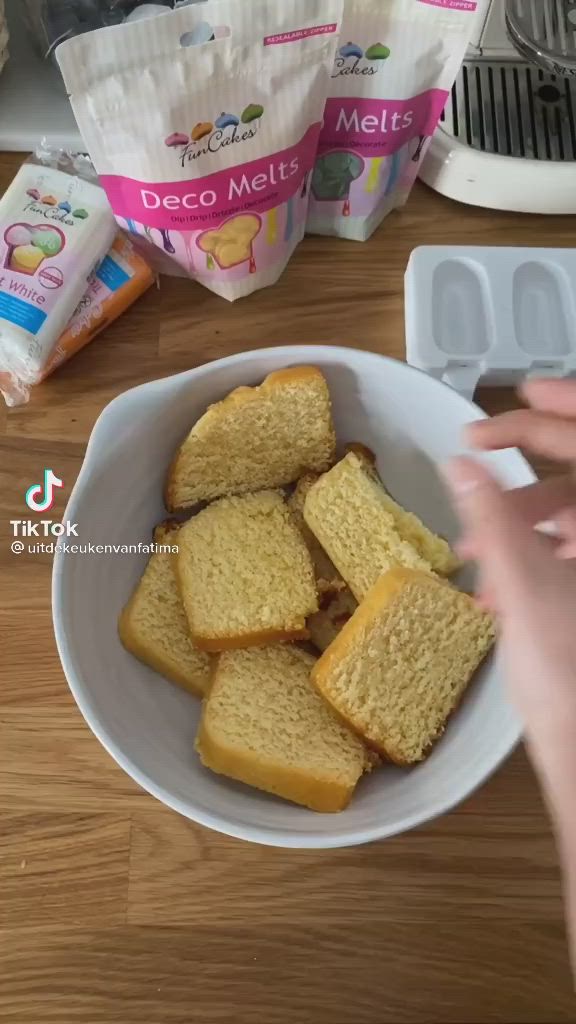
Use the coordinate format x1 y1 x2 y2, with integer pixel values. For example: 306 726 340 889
446 380 576 972
466 379 576 558
443 379 576 737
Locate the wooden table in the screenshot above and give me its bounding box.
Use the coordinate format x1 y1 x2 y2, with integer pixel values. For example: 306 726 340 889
1 149 575 1024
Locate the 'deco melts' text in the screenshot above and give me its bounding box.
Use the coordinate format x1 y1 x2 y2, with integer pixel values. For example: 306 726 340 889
141 156 300 212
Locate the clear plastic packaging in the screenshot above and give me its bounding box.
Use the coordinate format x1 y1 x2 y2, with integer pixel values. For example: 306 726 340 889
22 1 127 60
22 1 197 61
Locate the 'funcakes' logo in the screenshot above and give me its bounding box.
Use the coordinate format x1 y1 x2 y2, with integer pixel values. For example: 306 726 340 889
332 41 391 77
23 190 89 220
165 103 265 168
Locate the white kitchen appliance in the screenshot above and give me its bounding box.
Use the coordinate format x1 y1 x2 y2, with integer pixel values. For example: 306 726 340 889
421 0 576 214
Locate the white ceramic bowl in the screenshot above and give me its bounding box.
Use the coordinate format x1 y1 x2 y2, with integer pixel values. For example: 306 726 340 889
53 346 535 848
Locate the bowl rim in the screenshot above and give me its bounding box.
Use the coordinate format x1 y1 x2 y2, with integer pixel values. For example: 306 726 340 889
52 345 531 848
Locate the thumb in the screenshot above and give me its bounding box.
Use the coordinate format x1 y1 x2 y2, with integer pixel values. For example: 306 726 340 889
443 457 552 600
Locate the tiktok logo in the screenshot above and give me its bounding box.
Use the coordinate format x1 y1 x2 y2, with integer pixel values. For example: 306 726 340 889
25 469 64 513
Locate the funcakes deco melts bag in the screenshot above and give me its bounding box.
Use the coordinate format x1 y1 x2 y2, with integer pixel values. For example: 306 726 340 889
306 0 476 241
57 0 344 302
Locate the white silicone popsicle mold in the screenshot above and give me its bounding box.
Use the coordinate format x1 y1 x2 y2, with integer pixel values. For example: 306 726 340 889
405 246 576 399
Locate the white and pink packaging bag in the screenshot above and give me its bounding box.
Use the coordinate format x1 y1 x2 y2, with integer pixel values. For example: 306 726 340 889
306 0 477 241
57 0 343 301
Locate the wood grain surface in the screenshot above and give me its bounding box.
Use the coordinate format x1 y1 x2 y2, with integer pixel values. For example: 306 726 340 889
1 150 575 1024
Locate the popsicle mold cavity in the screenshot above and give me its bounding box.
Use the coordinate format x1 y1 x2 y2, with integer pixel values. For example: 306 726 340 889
513 261 571 357
432 259 491 357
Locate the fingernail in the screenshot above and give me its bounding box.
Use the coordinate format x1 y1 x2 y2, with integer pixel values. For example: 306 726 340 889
465 421 481 437
464 421 487 447
442 458 482 498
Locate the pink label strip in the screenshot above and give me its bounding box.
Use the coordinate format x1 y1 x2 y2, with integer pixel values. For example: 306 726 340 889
319 91 449 158
264 23 338 46
417 0 477 9
100 124 321 231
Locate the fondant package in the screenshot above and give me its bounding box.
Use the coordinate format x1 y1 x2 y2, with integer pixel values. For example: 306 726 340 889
306 0 476 241
0 232 155 407
57 0 343 301
0 157 116 390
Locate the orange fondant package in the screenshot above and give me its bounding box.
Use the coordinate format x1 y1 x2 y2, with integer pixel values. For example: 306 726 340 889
0 233 154 406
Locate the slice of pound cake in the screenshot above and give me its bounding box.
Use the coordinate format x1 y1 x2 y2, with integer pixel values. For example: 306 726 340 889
303 451 459 602
313 569 495 765
176 490 318 651
288 473 344 595
119 523 212 698
196 646 369 812
166 366 336 510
